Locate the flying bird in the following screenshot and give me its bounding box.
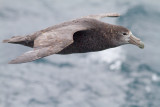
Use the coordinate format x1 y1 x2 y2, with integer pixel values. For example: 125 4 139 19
3 13 144 64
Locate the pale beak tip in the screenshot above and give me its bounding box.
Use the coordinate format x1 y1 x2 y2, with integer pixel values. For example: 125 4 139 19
139 41 144 49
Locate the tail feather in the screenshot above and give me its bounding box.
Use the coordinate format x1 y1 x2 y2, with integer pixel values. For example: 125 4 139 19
3 39 10 43
3 36 26 43
3 36 34 47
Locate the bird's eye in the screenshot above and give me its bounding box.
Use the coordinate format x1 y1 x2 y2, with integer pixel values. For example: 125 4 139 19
123 33 127 35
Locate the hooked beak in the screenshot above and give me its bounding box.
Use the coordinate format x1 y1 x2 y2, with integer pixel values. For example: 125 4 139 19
128 34 144 49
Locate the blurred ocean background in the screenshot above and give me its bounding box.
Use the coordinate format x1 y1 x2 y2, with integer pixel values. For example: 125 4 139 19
0 0 160 107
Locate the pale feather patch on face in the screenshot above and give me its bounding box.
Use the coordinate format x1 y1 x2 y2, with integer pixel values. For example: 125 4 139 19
123 31 132 43
115 31 131 46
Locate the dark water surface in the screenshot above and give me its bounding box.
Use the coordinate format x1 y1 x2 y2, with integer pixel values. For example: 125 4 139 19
0 0 160 107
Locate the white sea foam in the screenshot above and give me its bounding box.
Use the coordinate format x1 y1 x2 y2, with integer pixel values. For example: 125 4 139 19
88 47 125 71
88 47 125 63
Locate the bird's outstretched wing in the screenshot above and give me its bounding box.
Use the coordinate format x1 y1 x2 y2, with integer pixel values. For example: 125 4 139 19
82 13 120 20
9 45 65 64
9 23 92 64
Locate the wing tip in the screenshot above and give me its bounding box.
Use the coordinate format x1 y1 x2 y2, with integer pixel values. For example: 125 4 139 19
8 49 40 64
115 13 120 17
82 13 121 20
106 13 121 17
8 60 20 64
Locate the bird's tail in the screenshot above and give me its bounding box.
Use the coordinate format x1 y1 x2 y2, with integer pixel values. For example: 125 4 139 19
3 35 34 48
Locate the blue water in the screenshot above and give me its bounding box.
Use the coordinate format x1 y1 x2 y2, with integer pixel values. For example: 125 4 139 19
0 0 160 107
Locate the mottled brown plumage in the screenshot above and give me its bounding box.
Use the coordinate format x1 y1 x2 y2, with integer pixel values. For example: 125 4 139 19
58 22 128 54
3 13 144 64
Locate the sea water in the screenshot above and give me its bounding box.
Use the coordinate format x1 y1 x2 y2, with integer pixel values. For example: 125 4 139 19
0 0 160 107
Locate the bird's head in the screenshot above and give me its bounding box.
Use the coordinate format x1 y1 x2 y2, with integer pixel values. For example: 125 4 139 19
110 26 144 49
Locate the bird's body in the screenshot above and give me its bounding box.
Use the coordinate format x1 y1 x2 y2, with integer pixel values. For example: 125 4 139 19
3 13 144 64
59 29 107 54
59 20 114 54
